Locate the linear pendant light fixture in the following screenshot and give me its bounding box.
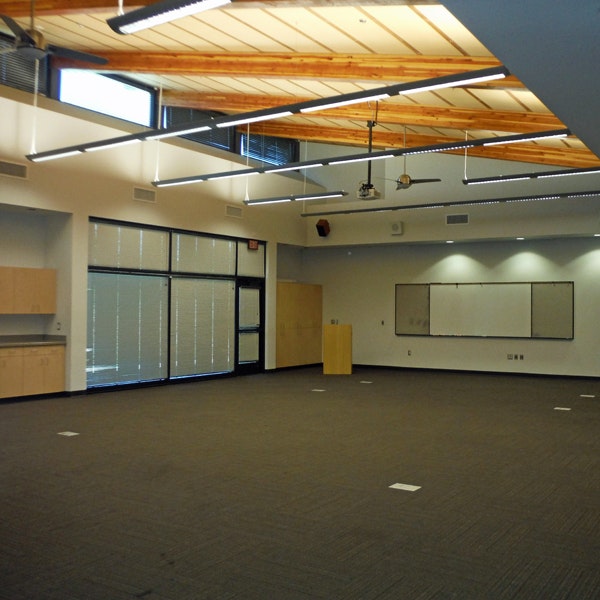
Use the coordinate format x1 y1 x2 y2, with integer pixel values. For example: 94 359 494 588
463 165 600 185
107 0 231 35
152 128 571 188
299 189 600 217
26 66 509 163
244 191 348 206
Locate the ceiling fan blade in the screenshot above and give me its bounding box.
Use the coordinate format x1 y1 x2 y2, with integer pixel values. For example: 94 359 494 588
411 178 442 184
47 44 108 65
1 14 36 45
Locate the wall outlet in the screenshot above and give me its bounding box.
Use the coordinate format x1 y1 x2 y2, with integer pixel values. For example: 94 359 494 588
507 354 513 360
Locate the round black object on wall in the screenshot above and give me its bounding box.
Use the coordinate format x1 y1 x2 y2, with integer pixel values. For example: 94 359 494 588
316 219 330 237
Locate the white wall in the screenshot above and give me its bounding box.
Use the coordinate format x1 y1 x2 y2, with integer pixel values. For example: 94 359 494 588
2 85 600 385
0 88 327 389
298 237 600 377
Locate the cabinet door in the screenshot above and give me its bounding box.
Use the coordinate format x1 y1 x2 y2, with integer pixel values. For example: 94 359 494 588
0 267 15 313
0 348 24 398
43 346 65 393
13 268 56 314
22 348 46 396
22 346 65 396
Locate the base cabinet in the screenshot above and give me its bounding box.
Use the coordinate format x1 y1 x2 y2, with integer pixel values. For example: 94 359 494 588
0 348 24 398
0 345 65 399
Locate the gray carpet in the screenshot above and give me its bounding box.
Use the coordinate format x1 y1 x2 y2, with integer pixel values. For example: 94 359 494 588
0 367 598 599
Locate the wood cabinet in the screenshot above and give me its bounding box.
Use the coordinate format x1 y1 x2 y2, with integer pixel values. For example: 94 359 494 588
0 345 65 399
0 266 57 314
0 267 14 313
0 347 24 398
276 282 323 368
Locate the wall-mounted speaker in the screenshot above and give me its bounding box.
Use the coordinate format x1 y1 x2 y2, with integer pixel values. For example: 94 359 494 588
316 219 330 237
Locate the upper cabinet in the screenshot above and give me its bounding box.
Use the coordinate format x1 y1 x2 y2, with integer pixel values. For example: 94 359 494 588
0 266 57 314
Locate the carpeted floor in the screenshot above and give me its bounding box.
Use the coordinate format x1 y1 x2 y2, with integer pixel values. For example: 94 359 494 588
0 367 598 599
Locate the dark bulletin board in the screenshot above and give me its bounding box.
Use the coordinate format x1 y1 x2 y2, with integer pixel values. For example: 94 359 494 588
395 284 430 335
531 282 574 339
395 281 573 339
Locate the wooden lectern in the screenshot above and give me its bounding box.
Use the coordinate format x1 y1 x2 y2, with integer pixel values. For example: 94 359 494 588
323 324 352 374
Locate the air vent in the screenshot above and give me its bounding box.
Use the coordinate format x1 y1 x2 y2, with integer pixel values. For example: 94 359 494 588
132 187 156 203
446 213 469 225
0 160 28 180
226 205 243 218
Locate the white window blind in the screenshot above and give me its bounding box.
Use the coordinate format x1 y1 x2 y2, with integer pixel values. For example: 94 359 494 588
170 278 235 377
237 242 265 277
238 332 260 363
171 233 236 275
87 272 168 386
89 222 169 271
239 287 260 328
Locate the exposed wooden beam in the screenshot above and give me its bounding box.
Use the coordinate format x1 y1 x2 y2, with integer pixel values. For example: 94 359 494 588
54 52 520 87
0 0 430 17
245 122 600 168
162 91 565 134
0 1 125 16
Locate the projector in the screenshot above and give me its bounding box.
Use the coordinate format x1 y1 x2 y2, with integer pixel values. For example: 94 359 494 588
356 183 381 200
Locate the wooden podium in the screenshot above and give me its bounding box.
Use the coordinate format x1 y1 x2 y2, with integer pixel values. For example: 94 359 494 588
323 324 352 374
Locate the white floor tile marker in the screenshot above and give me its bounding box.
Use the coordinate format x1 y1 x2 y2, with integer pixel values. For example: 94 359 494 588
553 407 572 411
57 431 80 436
360 380 373 384
389 483 421 492
311 389 326 392
580 394 596 398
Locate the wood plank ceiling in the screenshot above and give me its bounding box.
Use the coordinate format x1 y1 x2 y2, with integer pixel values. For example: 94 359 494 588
1 0 599 168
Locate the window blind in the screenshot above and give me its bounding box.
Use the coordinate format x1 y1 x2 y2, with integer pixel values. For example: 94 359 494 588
171 233 236 275
87 272 168 386
170 277 235 377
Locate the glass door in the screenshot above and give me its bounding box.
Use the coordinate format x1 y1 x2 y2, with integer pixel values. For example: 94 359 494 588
236 280 264 374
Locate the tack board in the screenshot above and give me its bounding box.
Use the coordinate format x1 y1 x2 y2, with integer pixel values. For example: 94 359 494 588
395 284 430 335
531 282 574 339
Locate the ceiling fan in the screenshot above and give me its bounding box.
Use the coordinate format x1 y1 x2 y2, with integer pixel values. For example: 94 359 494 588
0 0 107 64
392 126 441 190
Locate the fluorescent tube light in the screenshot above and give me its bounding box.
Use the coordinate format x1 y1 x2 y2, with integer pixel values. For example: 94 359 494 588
463 165 600 185
264 162 324 174
244 191 347 205
300 189 600 217
146 125 212 140
483 130 568 146
216 111 293 128
85 138 142 152
537 167 600 179
204 170 261 180
300 93 390 113
107 0 231 35
329 153 393 166
27 149 83 162
463 175 531 185
400 71 508 95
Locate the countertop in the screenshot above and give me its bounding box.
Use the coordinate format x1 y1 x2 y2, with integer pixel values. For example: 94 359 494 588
0 335 67 348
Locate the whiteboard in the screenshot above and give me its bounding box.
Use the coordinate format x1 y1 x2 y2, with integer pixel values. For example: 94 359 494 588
429 283 532 337
395 281 573 339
